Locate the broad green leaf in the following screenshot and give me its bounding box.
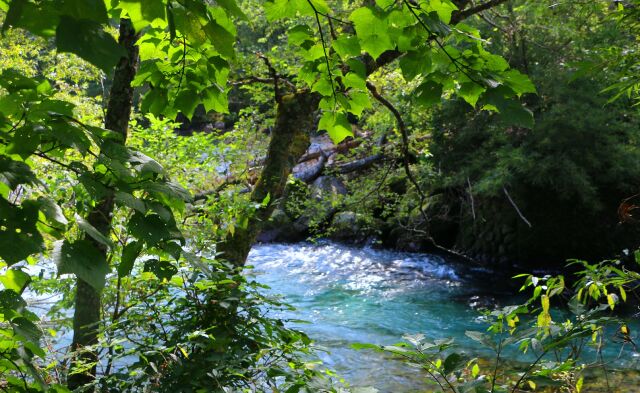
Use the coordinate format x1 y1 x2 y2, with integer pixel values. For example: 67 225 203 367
430 0 458 24
203 17 236 59
54 239 110 291
12 316 42 342
350 7 393 60
118 240 143 277
61 0 108 24
6 125 41 159
443 352 464 375
114 191 146 213
318 111 353 144
130 151 164 175
332 36 361 58
215 0 247 19
128 212 171 246
288 24 314 46
0 289 27 314
118 0 166 31
202 85 229 114
1 0 26 34
56 16 126 73
75 213 114 249
0 199 44 265
0 269 30 293
37 196 68 227
375 0 395 9
351 342 382 351
465 331 496 350
414 80 443 106
143 259 177 281
0 68 38 92
174 89 199 119
345 91 371 116
502 69 536 96
458 81 485 107
0 156 37 190
399 50 432 81
481 86 534 129
4 1 58 36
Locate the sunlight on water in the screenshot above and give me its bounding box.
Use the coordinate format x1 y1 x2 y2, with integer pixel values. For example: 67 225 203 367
247 241 640 391
247 242 482 391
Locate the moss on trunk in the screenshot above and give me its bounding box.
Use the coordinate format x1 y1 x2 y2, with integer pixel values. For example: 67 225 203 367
217 91 319 266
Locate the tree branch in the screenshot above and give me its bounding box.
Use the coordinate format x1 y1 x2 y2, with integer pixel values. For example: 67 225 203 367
451 0 510 24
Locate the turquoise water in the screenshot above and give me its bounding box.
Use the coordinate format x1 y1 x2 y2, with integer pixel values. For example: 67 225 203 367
247 242 496 390
246 242 640 391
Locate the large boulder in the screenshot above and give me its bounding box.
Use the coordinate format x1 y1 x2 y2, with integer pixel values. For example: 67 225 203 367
292 176 347 234
310 175 347 200
329 211 384 243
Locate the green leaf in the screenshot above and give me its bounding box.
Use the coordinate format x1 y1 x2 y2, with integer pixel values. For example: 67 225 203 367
118 0 165 31
75 213 114 249
215 0 247 20
56 16 126 73
0 269 30 293
399 50 432 81
0 289 27 314
203 19 236 59
0 69 38 92
350 7 393 60
288 24 314 46
346 91 371 117
61 0 108 24
443 352 464 375
37 197 68 227
0 156 37 190
458 81 485 107
414 80 443 106
351 342 382 351
375 0 395 9
6 125 41 159
4 1 59 36
481 86 534 129
174 89 199 119
143 259 177 281
118 241 143 277
54 239 110 291
128 212 171 246
12 316 42 343
502 69 536 96
0 199 44 265
1 0 26 34
202 85 229 114
465 330 496 350
332 36 361 58
318 111 353 144
430 0 458 24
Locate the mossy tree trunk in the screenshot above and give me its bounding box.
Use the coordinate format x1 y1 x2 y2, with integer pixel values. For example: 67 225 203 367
217 91 319 266
68 18 139 389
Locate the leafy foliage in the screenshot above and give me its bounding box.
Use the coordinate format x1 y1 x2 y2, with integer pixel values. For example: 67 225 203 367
1 0 635 391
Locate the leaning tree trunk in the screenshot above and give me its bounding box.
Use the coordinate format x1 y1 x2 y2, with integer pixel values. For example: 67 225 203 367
68 18 139 390
217 91 319 266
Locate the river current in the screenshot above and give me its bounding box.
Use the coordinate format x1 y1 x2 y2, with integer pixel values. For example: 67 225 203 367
248 241 510 391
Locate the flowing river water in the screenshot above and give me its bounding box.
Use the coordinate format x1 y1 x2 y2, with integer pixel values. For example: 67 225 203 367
23 241 640 391
246 241 640 392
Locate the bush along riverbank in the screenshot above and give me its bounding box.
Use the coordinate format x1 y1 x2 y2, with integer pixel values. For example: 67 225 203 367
352 257 640 392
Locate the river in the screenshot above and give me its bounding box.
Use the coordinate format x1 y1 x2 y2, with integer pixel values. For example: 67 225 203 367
247 241 640 392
